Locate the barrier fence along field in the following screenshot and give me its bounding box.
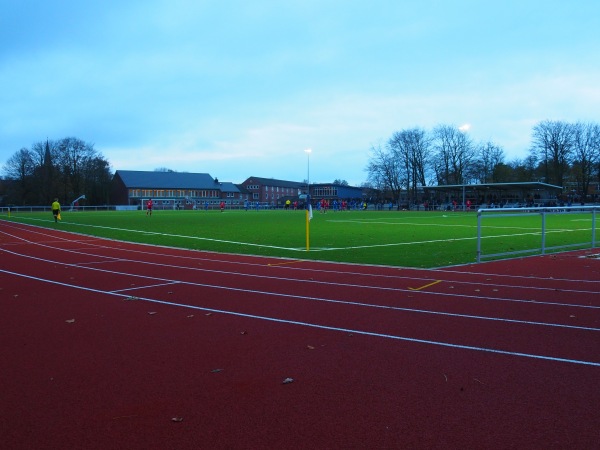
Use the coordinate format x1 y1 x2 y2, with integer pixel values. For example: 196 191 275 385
476 206 599 263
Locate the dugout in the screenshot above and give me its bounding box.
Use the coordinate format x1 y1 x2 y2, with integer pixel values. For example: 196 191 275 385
420 182 563 211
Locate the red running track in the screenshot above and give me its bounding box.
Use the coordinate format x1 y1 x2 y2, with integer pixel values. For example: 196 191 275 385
1 220 599 449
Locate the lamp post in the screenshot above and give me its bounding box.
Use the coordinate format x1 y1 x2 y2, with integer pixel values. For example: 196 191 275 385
304 148 312 251
304 148 312 194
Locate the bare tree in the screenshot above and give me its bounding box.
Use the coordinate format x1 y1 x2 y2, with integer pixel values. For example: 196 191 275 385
366 143 403 204
333 179 349 186
473 142 505 183
432 125 476 185
530 120 575 187
388 127 431 204
55 137 98 202
2 137 111 206
82 156 113 205
491 156 534 183
2 148 36 204
570 122 600 201
31 140 60 204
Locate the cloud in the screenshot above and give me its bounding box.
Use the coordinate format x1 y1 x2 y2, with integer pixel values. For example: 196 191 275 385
2 0 600 187
101 62 600 183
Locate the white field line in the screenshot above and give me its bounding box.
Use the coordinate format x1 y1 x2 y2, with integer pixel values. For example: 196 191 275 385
5 215 588 252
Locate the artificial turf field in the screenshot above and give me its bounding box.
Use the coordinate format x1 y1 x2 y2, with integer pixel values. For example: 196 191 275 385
4 207 597 268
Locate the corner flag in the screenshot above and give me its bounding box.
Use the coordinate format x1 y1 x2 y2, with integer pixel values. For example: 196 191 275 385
305 195 312 251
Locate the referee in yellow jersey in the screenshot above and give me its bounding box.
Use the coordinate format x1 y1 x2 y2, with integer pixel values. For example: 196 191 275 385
51 198 61 222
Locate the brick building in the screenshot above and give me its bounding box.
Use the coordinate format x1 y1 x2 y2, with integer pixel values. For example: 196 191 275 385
111 170 242 209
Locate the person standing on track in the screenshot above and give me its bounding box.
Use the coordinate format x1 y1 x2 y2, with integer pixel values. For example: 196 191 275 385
146 199 153 216
51 198 61 223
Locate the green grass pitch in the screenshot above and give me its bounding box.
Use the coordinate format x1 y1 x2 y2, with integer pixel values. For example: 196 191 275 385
4 208 596 268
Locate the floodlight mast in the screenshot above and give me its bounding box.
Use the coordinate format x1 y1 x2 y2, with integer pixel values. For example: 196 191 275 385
304 148 312 251
304 148 312 191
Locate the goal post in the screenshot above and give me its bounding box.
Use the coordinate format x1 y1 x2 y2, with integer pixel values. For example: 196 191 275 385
476 206 598 263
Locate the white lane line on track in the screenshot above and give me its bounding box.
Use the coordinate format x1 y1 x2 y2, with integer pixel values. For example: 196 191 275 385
1 267 598 368
114 281 181 292
2 225 600 311
1 225 600 318
1 246 599 333
7 241 600 311
3 220 600 290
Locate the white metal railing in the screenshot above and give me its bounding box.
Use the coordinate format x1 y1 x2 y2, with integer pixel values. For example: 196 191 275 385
476 206 598 263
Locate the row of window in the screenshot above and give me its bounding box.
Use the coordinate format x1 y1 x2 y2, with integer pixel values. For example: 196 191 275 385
312 187 339 197
151 200 244 206
246 185 299 195
129 187 358 202
132 185 304 200
129 189 221 198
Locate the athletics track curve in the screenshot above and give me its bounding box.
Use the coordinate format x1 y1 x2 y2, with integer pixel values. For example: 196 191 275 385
1 220 599 449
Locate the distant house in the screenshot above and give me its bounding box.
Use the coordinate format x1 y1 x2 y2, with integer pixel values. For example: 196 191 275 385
111 170 225 209
218 181 244 205
240 176 305 207
111 170 366 210
310 183 364 202
235 183 252 205
239 176 367 207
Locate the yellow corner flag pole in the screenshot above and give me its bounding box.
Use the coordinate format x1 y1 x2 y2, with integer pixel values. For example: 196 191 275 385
306 208 310 251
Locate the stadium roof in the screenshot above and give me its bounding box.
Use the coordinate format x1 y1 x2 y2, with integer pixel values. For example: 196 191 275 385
420 182 562 192
114 170 217 189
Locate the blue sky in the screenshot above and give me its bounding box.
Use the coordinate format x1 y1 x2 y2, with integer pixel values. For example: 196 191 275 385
1 0 599 186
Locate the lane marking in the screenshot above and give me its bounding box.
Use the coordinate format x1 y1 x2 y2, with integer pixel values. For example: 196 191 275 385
2 249 600 332
408 280 442 291
267 260 303 267
1 226 599 315
3 220 600 292
1 268 599 368
114 281 181 293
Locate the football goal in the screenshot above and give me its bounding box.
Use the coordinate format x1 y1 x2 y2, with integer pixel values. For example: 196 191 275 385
476 206 599 263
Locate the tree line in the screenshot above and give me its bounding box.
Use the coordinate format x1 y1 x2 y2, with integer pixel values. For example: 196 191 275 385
2 120 599 207
365 120 600 205
1 137 112 206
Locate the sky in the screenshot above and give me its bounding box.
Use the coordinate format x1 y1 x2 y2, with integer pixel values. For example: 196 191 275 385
1 0 599 186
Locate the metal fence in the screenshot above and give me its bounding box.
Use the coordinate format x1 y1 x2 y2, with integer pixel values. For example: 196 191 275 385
0 203 306 214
